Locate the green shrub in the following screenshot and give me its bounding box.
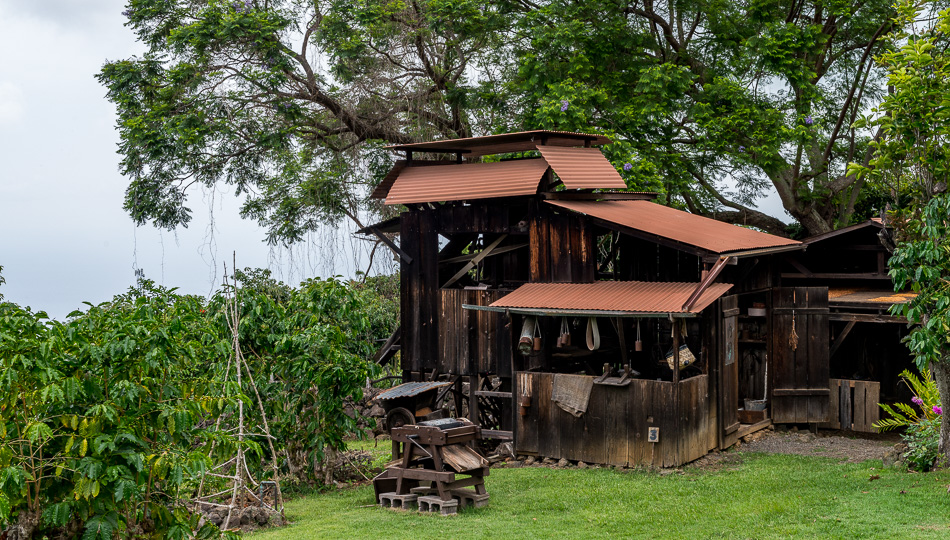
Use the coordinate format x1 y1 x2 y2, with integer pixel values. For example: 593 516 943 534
0 284 231 539
875 368 944 471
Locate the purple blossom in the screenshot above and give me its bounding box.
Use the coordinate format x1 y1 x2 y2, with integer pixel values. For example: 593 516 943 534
912 396 924 406
623 163 633 171
122 9 133 18
805 116 814 125
233 0 253 13
738 145 745 152
934 405 942 415
560 100 569 112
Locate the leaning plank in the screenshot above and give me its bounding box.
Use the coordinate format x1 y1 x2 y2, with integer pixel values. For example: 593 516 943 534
442 444 489 473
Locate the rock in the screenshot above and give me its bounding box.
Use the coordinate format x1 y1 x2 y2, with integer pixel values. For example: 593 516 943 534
367 404 386 418
507 460 523 468
578 461 588 469
557 458 570 467
524 455 536 465
542 457 556 465
494 442 515 458
883 443 906 468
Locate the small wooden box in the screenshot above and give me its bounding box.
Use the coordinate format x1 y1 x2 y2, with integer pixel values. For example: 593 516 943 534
738 408 767 424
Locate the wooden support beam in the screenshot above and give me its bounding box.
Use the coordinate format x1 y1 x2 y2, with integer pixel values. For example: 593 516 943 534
682 256 734 311
829 313 905 323
541 192 657 201
373 325 401 364
829 320 856 358
474 391 513 399
781 272 890 280
368 226 413 264
783 256 814 277
441 234 508 288
439 243 527 264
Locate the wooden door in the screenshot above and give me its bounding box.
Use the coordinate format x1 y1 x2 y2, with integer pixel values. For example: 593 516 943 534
770 287 830 424
719 295 740 449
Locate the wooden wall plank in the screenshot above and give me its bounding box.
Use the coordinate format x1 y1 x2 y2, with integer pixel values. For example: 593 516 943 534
605 386 628 467
866 381 880 432
853 381 868 431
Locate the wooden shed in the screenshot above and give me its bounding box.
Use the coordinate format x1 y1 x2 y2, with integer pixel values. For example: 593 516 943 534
365 130 910 467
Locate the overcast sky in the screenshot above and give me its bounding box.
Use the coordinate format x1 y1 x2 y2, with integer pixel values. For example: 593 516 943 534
0 0 396 319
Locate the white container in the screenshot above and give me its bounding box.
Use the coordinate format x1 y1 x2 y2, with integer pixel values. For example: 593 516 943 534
748 307 767 317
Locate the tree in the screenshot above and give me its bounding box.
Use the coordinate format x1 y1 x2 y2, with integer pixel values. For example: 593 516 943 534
98 0 504 244
852 0 950 457
493 0 942 235
102 1 938 240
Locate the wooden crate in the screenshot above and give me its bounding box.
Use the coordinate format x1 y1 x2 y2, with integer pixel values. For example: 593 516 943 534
820 379 880 432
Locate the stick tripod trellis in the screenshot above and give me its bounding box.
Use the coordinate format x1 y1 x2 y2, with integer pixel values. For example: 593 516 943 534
195 255 284 528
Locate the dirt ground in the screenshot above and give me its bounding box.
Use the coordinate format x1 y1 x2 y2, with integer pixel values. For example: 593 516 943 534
689 426 903 471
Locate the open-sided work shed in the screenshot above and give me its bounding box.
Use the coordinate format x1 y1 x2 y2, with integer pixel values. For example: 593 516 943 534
364 130 912 467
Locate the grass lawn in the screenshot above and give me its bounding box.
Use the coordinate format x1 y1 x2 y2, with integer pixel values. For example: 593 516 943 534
250 451 950 539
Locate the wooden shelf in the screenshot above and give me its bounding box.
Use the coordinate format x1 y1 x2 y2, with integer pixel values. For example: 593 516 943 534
738 339 766 344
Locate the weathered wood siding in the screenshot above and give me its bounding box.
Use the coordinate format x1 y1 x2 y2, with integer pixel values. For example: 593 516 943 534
400 210 440 374
821 379 881 432
529 207 594 283
438 289 512 376
770 287 830 423
515 373 714 467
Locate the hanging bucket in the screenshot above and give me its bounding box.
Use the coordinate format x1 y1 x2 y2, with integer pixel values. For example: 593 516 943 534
634 319 643 352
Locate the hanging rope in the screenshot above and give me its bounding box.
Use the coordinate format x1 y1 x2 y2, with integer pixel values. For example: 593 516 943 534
788 290 799 351
586 317 601 351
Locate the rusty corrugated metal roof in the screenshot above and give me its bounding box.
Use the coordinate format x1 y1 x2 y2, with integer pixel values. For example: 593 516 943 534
801 219 885 245
385 130 612 157
489 281 733 314
547 200 800 255
536 145 627 189
384 158 549 205
371 159 456 200
375 381 453 401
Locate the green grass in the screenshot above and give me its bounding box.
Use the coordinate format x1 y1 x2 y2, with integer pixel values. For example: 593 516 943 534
250 453 950 539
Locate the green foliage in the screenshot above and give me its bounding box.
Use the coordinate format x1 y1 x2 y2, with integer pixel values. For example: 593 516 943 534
98 0 506 243
0 283 230 538
0 271 395 536
902 418 942 471
213 270 386 484
874 368 944 470
99 0 927 240
496 0 908 234
855 0 950 459
875 368 941 430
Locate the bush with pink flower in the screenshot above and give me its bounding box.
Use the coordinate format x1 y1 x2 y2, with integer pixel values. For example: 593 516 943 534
876 368 943 471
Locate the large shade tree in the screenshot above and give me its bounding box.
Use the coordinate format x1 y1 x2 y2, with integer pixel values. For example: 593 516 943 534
852 0 950 457
99 0 944 240
495 0 930 235
99 0 504 244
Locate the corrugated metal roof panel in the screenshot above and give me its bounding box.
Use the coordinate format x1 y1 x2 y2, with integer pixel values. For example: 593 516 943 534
371 159 456 200
547 200 799 254
376 381 453 401
489 281 733 314
386 130 612 157
536 146 627 189
384 158 549 205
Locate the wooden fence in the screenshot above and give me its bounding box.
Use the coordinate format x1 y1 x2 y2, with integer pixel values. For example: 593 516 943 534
515 372 715 468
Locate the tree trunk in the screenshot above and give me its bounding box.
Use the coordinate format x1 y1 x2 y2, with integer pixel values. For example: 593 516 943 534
930 360 950 459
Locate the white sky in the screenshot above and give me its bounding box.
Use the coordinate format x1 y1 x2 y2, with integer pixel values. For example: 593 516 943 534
0 0 394 319
0 0 786 319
